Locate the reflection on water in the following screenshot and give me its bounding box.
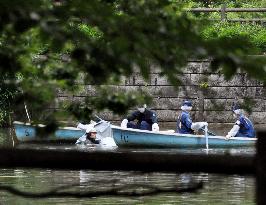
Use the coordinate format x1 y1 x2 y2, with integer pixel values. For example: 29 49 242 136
0 128 256 204
0 169 255 205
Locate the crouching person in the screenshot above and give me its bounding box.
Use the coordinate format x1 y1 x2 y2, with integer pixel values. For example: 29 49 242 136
121 104 159 132
225 104 255 140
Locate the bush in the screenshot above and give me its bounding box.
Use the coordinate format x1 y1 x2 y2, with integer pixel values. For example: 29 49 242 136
201 22 266 53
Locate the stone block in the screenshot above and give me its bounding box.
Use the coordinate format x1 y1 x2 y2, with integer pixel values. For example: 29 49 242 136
246 87 266 98
55 60 266 126
184 62 201 73
201 87 247 98
204 111 234 123
201 61 211 73
250 112 266 124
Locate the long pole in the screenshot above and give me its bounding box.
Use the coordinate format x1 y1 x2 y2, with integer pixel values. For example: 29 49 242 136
205 125 209 150
24 101 31 123
21 90 31 123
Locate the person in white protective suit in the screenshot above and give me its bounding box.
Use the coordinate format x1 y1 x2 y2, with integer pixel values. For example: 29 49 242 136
76 120 116 146
121 104 159 132
225 103 255 140
76 122 101 145
176 100 208 134
85 128 101 144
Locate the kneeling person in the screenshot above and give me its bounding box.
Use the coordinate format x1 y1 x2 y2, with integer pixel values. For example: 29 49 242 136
121 104 159 131
225 104 255 139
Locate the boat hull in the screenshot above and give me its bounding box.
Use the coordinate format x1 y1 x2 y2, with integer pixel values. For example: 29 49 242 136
112 126 256 148
14 121 85 142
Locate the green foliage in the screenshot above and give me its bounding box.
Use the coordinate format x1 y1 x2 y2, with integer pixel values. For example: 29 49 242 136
0 76 18 126
183 0 266 54
199 82 209 88
0 0 265 126
201 22 266 53
182 0 266 9
77 24 103 40
91 87 152 114
251 29 266 52
241 97 255 115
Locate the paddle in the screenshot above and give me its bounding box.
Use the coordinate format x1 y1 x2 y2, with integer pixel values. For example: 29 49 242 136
94 115 104 122
199 128 216 136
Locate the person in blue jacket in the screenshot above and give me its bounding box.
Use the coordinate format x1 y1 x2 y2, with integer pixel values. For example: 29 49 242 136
225 104 255 139
121 104 159 131
176 100 208 134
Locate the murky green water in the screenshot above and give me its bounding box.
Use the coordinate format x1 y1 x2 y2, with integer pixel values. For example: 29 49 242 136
0 128 256 204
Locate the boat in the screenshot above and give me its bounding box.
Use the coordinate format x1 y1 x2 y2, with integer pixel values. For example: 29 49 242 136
14 120 256 148
111 125 256 148
13 121 85 143
13 120 115 146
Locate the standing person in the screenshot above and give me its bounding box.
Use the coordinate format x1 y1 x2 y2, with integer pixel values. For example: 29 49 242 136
121 104 159 131
176 100 208 134
225 104 255 139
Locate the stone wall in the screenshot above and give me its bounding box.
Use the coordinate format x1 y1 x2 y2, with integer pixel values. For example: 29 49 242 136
57 60 266 131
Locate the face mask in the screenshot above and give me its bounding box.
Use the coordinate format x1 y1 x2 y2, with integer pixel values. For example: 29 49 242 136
138 108 145 113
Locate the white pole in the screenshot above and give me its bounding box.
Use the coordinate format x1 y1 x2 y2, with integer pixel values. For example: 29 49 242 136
205 125 209 150
24 101 31 123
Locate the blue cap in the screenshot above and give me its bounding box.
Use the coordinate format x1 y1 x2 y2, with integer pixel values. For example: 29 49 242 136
232 103 240 112
231 103 242 115
182 100 192 107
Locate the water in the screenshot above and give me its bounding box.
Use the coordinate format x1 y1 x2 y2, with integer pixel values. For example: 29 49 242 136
0 128 256 204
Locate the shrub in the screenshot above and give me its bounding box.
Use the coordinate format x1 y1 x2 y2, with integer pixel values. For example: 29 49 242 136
201 22 266 53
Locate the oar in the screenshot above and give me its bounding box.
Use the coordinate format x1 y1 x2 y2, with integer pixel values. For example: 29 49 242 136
200 128 216 136
94 115 104 122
